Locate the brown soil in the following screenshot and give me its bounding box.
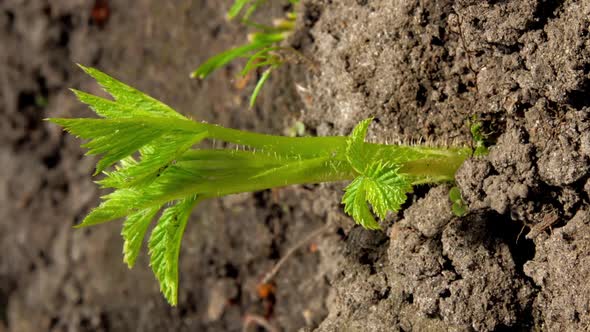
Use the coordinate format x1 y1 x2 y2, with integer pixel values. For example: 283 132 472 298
1 0 589 331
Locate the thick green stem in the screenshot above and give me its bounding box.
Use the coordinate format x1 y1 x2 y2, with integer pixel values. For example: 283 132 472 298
192 124 471 188
198 122 348 157
200 158 354 197
163 143 469 203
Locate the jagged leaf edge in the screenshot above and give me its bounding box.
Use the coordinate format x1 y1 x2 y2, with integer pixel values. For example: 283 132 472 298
148 196 199 306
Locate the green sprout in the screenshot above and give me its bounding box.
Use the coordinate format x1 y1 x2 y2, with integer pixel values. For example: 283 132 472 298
191 0 299 108
470 116 489 157
49 66 471 305
449 187 468 217
286 121 306 137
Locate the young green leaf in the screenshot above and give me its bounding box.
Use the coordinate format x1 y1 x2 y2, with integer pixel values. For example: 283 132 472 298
342 163 413 229
363 163 413 219
249 66 273 108
99 132 207 188
342 176 381 230
227 0 255 20
149 196 200 306
77 65 185 120
449 186 462 202
449 187 468 217
122 206 160 268
346 117 375 173
50 118 164 174
51 67 207 176
191 43 265 79
342 118 413 228
78 188 145 227
71 89 154 119
50 117 205 175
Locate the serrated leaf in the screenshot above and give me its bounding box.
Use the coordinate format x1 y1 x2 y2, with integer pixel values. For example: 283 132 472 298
99 131 208 189
363 163 412 219
71 89 174 120
78 168 201 228
342 177 381 230
51 118 165 174
343 118 415 229
77 65 185 119
342 163 412 229
149 197 199 306
122 206 160 268
77 188 144 227
346 117 374 173
50 116 205 175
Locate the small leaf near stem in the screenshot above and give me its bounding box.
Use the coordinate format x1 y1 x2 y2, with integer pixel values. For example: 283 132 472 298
342 119 413 229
